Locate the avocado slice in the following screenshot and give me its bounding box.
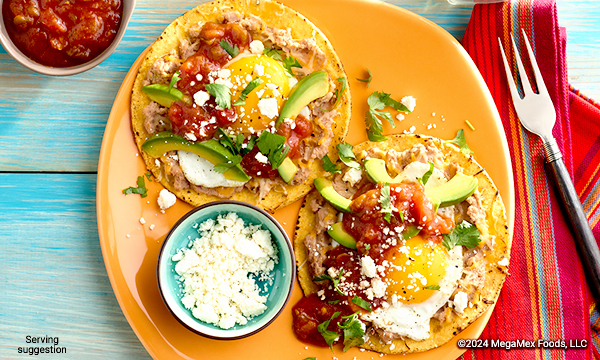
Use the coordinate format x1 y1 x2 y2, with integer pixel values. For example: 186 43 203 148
277 70 329 125
425 172 478 208
141 132 250 182
363 158 402 184
142 84 184 108
278 157 298 184
327 222 357 249
314 177 352 213
402 225 420 240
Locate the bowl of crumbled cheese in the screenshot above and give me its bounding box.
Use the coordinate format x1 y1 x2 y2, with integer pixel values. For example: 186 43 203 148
157 200 295 339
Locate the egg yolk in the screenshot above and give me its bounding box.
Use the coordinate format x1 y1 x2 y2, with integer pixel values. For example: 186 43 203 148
383 235 448 304
224 54 290 133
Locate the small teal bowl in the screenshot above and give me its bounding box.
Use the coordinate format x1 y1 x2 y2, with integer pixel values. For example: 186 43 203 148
157 200 295 339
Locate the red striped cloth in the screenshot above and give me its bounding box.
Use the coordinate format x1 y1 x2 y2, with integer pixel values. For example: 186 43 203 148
461 1 596 359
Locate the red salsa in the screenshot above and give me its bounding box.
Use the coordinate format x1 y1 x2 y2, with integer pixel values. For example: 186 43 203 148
3 0 123 67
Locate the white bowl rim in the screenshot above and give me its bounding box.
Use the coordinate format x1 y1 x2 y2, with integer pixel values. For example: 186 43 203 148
156 200 296 340
0 0 137 76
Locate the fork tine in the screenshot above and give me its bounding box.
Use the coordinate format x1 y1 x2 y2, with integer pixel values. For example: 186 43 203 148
521 28 548 95
498 37 523 104
510 33 535 97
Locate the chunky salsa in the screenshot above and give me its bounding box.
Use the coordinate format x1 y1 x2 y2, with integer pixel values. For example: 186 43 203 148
3 0 122 67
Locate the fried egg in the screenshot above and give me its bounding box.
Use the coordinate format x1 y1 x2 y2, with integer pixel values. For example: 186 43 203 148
361 235 464 341
224 54 291 132
178 151 248 188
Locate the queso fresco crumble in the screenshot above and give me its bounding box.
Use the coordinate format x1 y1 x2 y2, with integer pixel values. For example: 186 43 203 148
172 212 279 329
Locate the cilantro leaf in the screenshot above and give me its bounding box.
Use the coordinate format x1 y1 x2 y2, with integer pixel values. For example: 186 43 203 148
364 91 413 141
356 68 372 87
322 155 341 174
331 77 347 109
423 285 441 291
145 172 153 181
263 47 285 61
213 155 242 173
282 56 302 77
205 83 231 109
123 176 148 198
338 312 365 352
216 128 238 155
313 269 346 296
442 221 482 251
168 71 181 91
337 143 360 169
219 39 239 58
351 296 372 312
380 183 392 223
450 129 472 155
256 131 289 169
303 358 317 360
242 134 257 156
233 77 263 106
317 312 341 351
419 162 434 185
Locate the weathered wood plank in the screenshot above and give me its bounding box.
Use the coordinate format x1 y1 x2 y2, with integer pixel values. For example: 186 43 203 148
0 174 150 359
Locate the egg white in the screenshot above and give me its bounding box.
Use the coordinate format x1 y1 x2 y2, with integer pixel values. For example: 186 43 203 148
178 151 248 188
360 245 463 341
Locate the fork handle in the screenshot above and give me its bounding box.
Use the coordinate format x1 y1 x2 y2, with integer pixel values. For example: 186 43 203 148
545 151 600 301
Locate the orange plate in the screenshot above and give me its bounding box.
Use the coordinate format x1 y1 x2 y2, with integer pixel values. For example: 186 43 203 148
97 1 515 359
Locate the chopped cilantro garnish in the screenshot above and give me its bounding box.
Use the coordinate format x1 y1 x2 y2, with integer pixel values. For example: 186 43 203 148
351 296 372 312
233 77 263 106
322 155 341 174
419 162 434 185
313 268 346 296
442 221 482 251
168 70 180 91
302 358 317 360
365 91 412 142
213 155 242 173
338 312 365 352
145 172 152 181
263 46 285 61
123 176 148 198
317 312 341 351
282 56 302 77
332 77 347 109
380 183 392 223
337 143 360 169
256 131 290 169
219 39 239 58
356 68 372 87
243 134 257 156
423 285 441 291
450 129 473 155
205 83 231 109
328 299 340 305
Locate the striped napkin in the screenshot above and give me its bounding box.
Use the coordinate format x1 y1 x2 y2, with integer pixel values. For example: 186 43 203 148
461 1 597 359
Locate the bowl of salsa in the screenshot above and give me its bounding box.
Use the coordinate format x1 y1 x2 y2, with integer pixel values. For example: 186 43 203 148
0 0 135 76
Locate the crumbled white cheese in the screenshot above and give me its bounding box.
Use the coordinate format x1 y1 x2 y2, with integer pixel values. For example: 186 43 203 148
453 291 469 314
498 257 509 267
184 132 197 142
172 212 278 329
396 113 405 121
401 96 417 112
195 74 203 82
193 90 210 107
249 40 265 54
253 64 265 76
361 256 377 278
157 189 176 210
254 152 269 164
257 97 279 119
342 167 362 186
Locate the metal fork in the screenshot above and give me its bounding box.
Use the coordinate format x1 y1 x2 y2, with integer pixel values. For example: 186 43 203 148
499 30 600 301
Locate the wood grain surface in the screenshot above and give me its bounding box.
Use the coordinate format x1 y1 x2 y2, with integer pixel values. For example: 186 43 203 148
0 0 598 359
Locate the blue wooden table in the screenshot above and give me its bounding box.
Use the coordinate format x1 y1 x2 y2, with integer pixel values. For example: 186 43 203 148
0 0 598 359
